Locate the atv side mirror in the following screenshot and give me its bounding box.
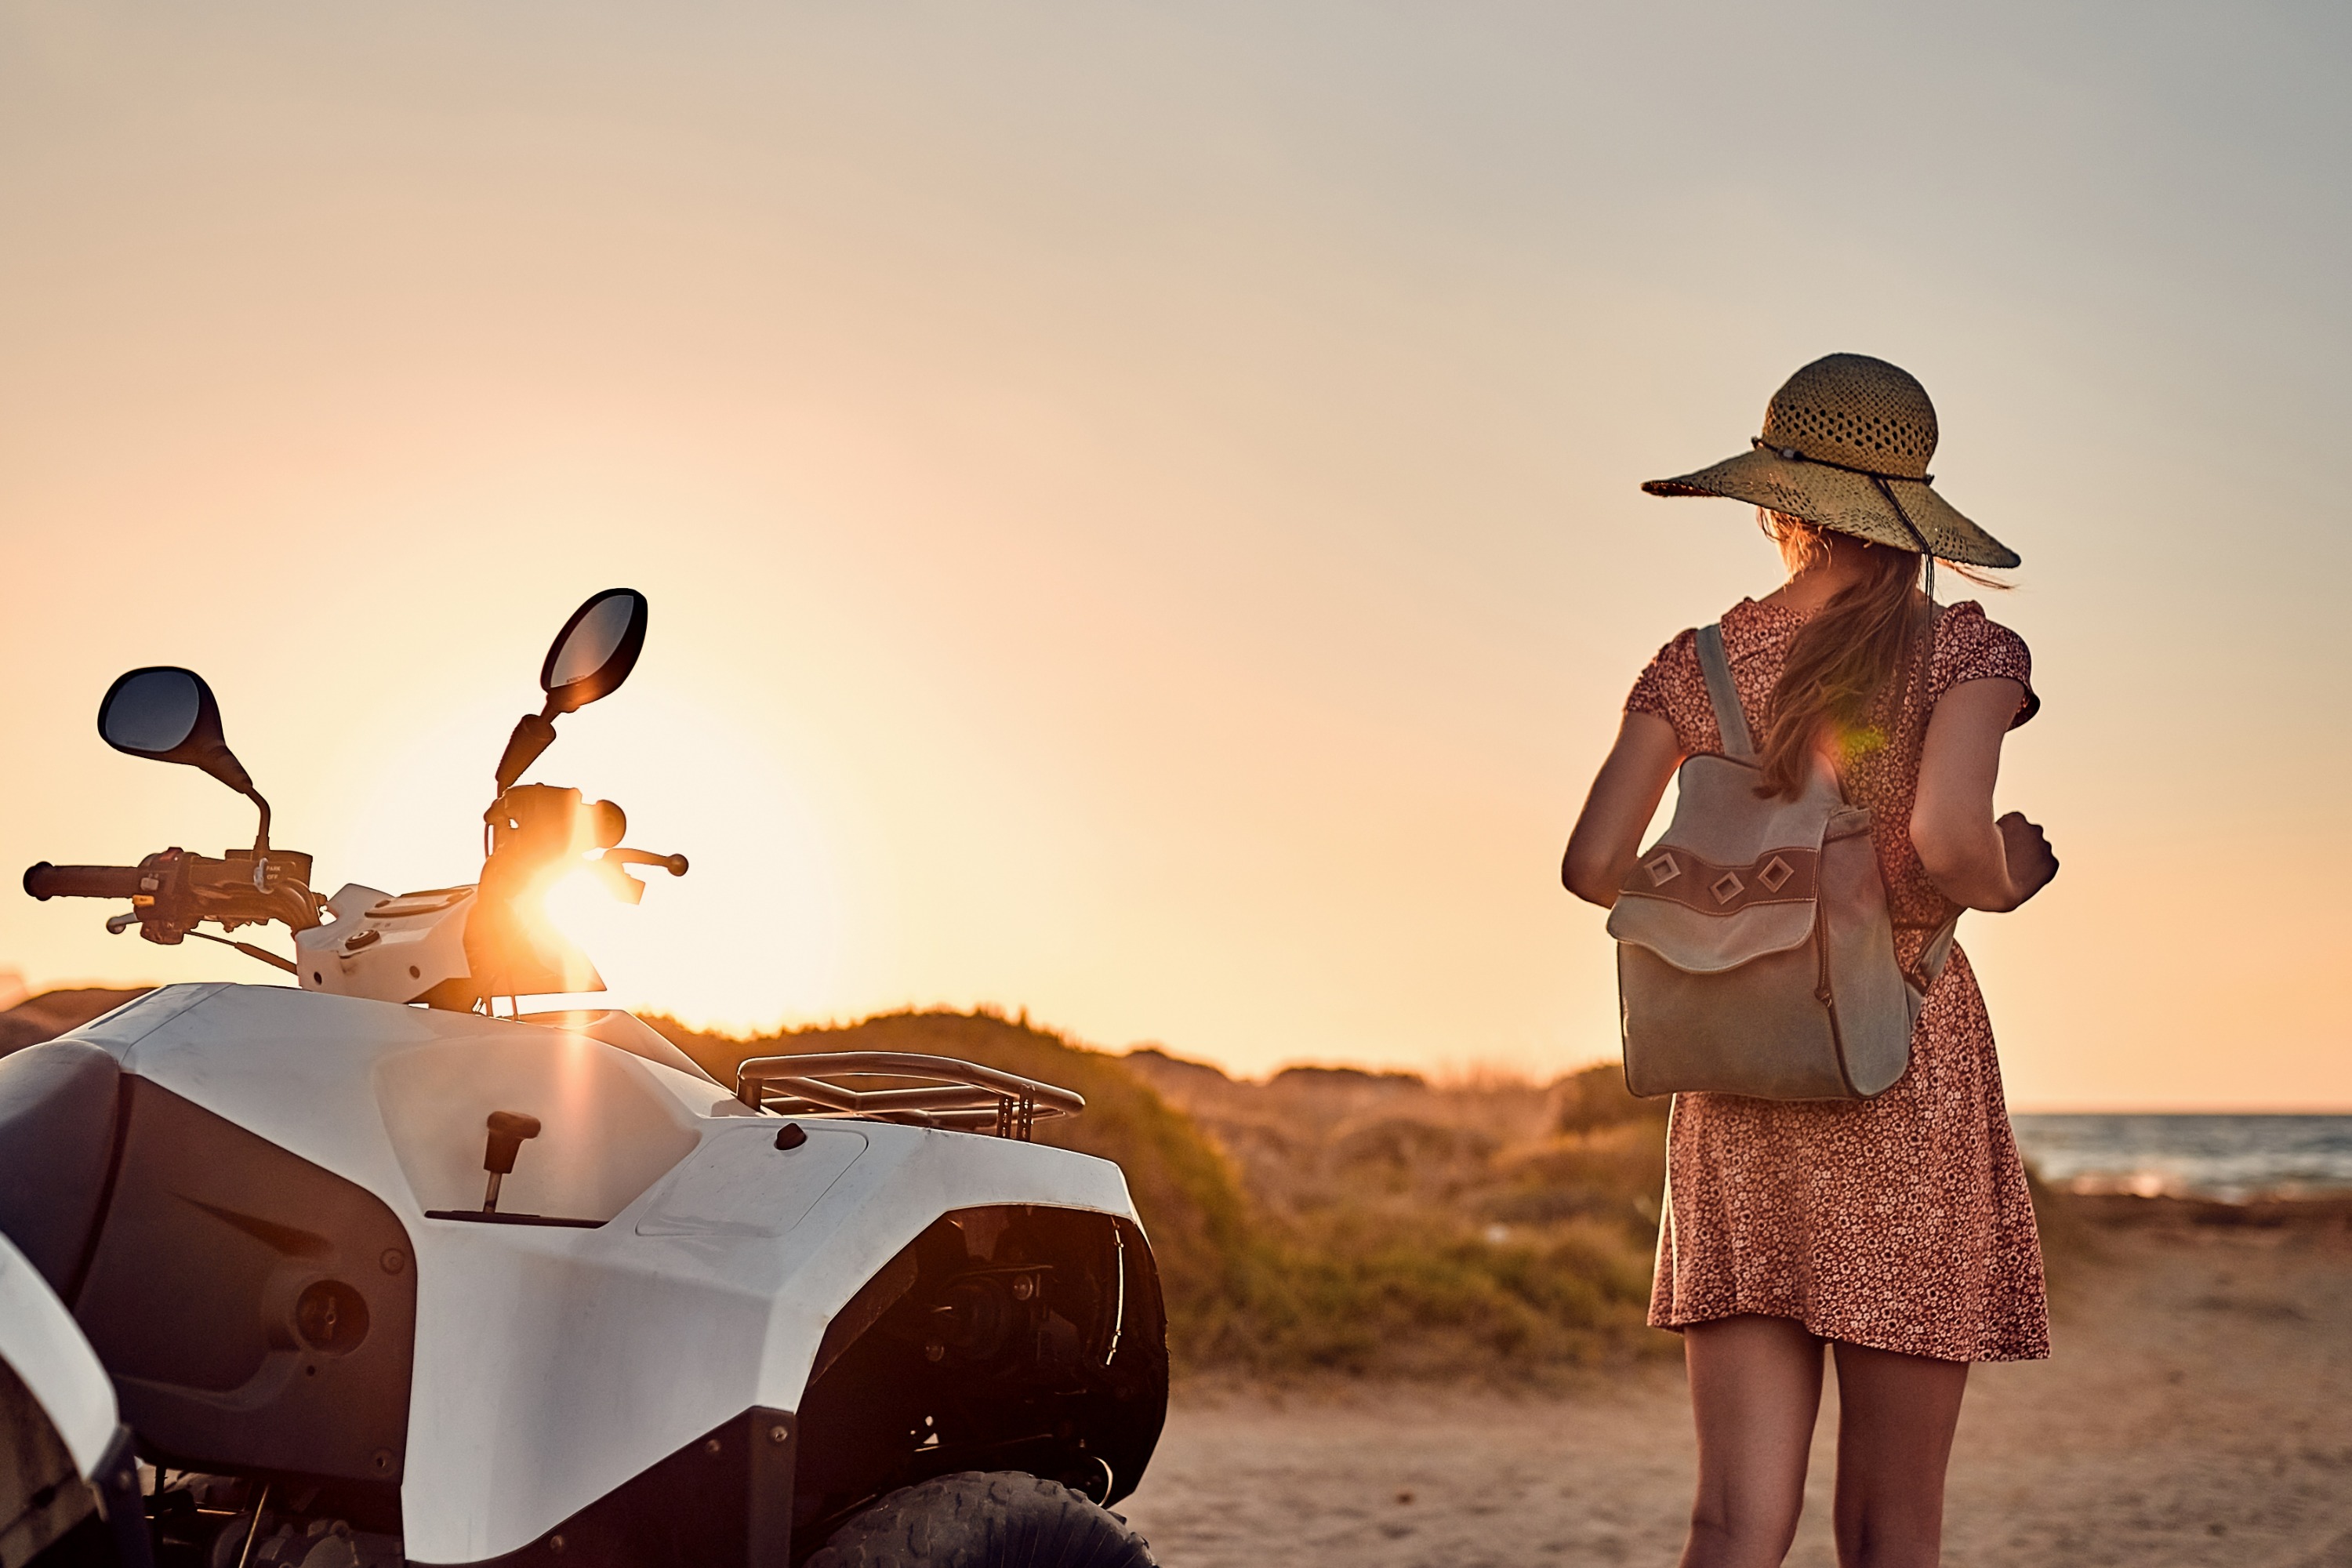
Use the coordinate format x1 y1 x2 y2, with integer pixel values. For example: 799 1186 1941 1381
97 667 274 850
492 590 650 794
541 589 648 716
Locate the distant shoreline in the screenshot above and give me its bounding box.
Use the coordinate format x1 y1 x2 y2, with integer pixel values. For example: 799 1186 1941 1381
2013 1109 2352 1123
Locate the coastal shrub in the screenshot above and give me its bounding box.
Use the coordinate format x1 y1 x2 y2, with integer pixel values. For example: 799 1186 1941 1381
1552 1061 1671 1137
1207 1214 1656 1377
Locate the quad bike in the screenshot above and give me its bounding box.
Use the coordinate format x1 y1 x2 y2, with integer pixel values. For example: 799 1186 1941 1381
0 590 1165 1568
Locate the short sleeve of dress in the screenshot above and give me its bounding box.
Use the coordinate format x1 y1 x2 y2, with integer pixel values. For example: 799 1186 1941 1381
1930 601 2038 730
1626 628 1703 753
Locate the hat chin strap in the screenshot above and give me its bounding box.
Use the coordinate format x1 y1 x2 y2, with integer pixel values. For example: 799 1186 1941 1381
1870 473 1941 760
1871 474 1936 607
1748 437 1938 602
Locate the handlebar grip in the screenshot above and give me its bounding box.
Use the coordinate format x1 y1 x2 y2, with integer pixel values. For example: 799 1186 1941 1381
23 862 143 902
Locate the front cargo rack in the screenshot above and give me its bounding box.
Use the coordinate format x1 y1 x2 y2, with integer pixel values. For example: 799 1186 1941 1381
733 1051 1085 1140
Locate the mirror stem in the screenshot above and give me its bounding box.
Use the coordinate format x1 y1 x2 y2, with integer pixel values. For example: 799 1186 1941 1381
245 789 272 855
493 707 561 796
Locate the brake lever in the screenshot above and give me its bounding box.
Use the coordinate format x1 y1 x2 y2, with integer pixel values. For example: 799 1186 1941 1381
599 848 689 877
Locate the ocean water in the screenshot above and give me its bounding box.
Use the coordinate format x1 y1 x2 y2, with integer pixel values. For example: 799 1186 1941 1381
2009 1114 2352 1202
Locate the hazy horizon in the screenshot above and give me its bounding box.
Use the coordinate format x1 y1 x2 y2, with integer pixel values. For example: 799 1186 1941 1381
2 966 2344 1116
4 2 2347 1109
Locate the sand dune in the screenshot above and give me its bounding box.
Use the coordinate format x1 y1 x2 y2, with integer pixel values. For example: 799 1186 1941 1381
1121 1219 2352 1566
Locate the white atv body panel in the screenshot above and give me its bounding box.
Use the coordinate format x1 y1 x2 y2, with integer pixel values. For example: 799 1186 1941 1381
61 984 1141 1565
293 883 477 1003
0 1229 118 1479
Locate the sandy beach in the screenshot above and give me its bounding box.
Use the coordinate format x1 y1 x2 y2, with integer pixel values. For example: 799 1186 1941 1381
1120 1218 2352 1566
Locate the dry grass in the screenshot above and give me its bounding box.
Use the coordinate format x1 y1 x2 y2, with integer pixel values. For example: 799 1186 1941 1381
1123 1049 1672 1378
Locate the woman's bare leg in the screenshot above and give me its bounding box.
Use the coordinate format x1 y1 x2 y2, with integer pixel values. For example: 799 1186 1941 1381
1828 1341 1970 1568
1679 1315 1825 1568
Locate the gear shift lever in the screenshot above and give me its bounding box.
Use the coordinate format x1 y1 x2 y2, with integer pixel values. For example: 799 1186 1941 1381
481 1111 542 1213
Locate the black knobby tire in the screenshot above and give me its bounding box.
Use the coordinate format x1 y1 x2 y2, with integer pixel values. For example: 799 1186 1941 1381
807 1471 1155 1568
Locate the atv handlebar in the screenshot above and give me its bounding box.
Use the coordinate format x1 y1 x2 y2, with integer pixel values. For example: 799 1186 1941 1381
21 849 321 956
23 862 143 901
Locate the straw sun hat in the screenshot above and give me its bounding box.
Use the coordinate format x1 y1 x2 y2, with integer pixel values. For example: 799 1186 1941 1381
1642 353 2020 570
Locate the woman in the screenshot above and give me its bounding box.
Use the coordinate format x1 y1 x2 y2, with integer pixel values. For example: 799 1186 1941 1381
1563 354 2060 1568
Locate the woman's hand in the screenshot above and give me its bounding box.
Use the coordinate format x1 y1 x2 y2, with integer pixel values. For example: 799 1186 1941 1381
1995 811 2059 910
1911 679 2056 913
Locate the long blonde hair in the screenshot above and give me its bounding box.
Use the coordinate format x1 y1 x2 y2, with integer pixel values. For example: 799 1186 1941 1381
1753 514 1924 800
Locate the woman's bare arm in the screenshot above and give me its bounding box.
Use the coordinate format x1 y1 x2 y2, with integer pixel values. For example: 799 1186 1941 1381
1563 711 1684 908
1909 677 2058 913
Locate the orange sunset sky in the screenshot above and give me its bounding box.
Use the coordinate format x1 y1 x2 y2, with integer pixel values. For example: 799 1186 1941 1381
3 4 2347 1109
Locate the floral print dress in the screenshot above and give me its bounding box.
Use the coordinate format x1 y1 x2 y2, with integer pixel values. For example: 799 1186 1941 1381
1624 596 2049 1363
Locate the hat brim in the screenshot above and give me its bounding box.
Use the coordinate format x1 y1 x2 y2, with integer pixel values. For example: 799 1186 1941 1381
1642 449 2020 569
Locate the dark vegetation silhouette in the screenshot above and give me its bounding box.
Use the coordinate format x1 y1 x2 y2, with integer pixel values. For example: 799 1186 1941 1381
0 987 146 1053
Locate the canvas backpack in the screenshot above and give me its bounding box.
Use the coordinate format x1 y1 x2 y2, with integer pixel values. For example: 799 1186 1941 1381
1604 622 1957 1100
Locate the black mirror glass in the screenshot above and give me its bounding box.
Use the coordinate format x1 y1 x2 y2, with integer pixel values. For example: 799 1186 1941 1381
96 666 260 804
100 668 205 756
96 666 268 847
539 589 648 713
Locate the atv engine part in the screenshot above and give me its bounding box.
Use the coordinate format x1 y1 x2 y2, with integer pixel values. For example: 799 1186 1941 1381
792 1207 1166 1547
807 1472 1154 1568
0 1352 99 1564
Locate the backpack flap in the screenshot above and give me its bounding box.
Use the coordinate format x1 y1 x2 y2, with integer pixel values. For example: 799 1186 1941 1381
1610 876 1819 973
1606 751 1838 975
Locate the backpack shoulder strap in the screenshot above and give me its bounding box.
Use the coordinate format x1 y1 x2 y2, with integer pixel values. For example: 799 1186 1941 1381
1693 622 1755 759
